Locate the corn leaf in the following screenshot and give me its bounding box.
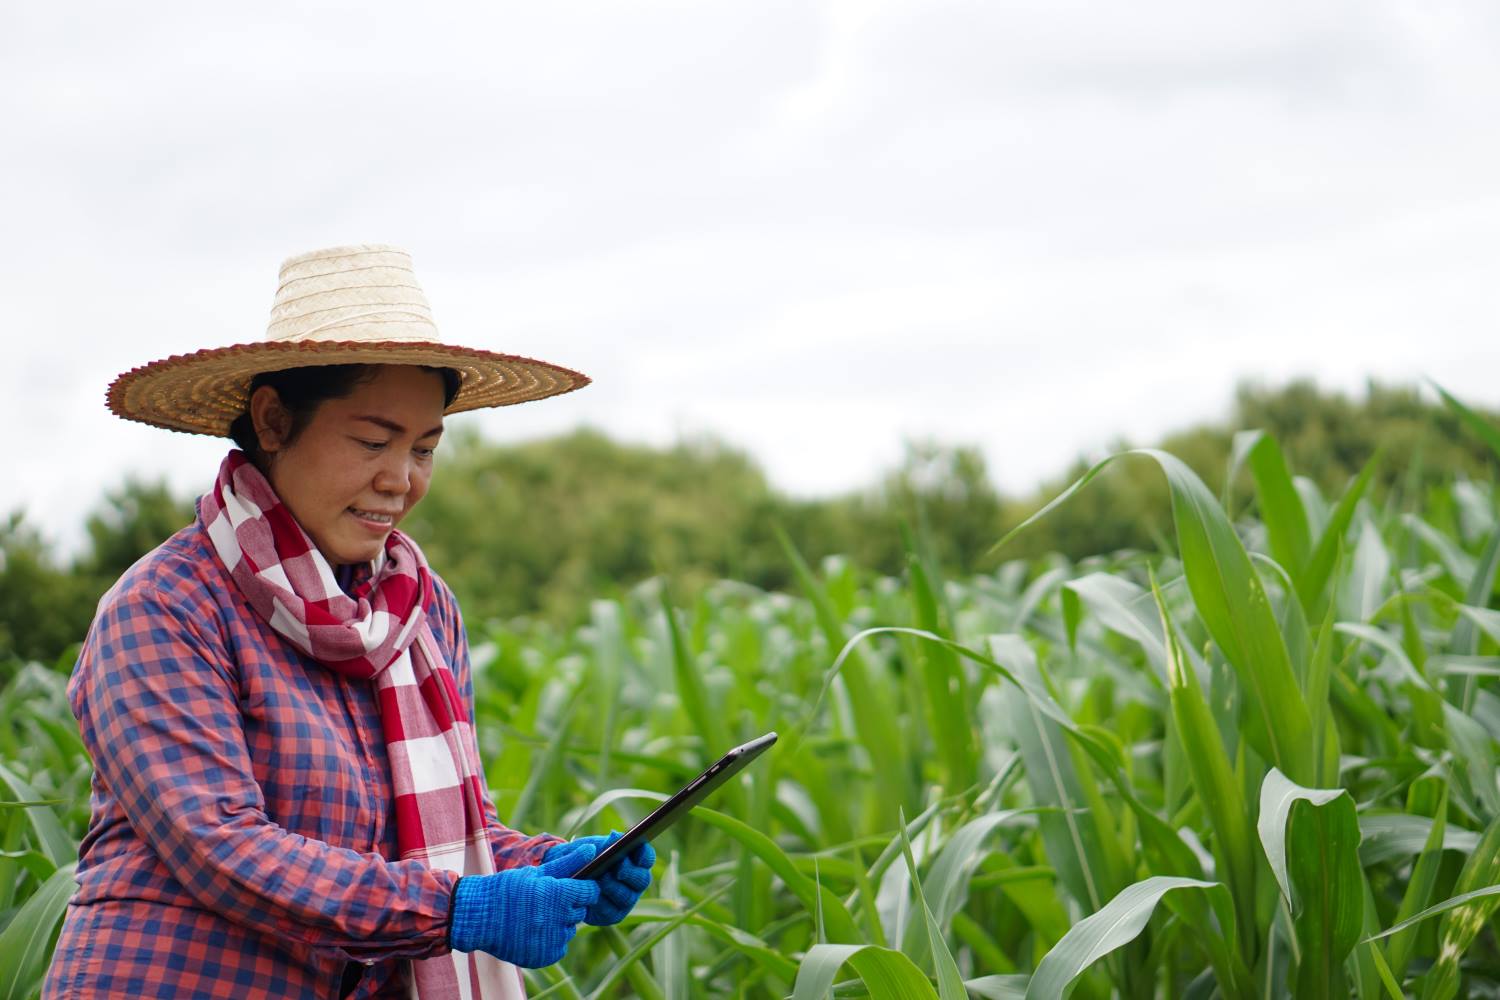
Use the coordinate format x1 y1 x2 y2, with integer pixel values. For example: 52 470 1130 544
1151 575 1257 959
1235 430 1312 578
1432 380 1500 462
897 813 967 1000
1023 876 1234 1000
1257 768 1366 997
791 944 941 1000
0 861 76 1000
1297 454 1378 616
992 449 1316 783
0 763 74 865
1418 814 1500 1000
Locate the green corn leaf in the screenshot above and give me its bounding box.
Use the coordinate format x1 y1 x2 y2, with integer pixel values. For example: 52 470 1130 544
1013 565 1071 634
1257 768 1366 997
1404 514 1476 586
1365 885 1500 944
897 811 968 1000
1356 813 1477 867
1023 876 1235 1000
991 449 1316 784
584 888 731 1000
825 626 1204 882
776 524 911 824
1432 380 1500 462
561 788 862 942
1453 528 1500 660
1063 573 1170 680
963 975 1029 999
790 944 941 1000
1234 430 1312 578
1418 814 1500 1000
905 538 978 796
0 763 75 865
1385 786 1450 982
920 809 1035 934
625 901 800 982
1297 454 1379 616
1343 518 1392 623
660 597 729 763
1002 642 1123 914
1150 575 1257 960
0 861 76 1000
1306 597 1340 786
1337 623 1500 817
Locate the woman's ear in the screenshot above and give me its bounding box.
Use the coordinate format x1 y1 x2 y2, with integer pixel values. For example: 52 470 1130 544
248 385 292 455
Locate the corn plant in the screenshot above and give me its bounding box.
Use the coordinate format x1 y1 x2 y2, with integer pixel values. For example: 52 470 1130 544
0 656 89 1000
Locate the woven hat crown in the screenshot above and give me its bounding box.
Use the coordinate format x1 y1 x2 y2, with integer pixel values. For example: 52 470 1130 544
269 245 440 345
106 244 589 436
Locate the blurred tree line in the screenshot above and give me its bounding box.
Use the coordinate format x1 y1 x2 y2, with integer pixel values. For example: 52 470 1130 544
4 379 1497 677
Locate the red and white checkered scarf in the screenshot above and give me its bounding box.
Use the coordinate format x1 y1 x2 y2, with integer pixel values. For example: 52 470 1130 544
202 450 525 1000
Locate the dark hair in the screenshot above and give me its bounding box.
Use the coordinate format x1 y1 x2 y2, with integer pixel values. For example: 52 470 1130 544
228 364 461 464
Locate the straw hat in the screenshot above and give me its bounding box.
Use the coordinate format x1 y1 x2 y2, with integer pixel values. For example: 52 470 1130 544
108 244 590 436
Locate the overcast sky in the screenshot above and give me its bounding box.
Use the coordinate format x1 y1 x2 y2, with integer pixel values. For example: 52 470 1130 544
4 1 1498 555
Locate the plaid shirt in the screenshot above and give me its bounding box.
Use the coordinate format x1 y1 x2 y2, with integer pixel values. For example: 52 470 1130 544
43 516 560 999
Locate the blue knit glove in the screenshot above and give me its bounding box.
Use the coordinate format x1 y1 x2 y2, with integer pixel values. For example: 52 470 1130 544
448 845 601 968
544 832 655 926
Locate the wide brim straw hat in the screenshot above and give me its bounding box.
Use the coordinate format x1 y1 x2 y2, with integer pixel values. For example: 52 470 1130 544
108 244 589 436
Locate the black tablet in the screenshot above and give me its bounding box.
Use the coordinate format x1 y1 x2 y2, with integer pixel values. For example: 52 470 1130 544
573 732 778 880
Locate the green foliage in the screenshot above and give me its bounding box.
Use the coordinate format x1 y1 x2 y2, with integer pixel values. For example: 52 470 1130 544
0 480 193 679
0 516 96 673
79 478 195 581
7 404 1500 995
8 380 1496 668
403 428 782 625
1001 379 1500 562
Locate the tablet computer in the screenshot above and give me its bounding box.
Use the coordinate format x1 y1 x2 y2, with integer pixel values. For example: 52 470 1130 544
573 732 778 880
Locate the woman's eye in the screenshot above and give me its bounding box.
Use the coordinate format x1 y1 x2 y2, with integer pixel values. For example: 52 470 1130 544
355 439 388 451
414 446 436 460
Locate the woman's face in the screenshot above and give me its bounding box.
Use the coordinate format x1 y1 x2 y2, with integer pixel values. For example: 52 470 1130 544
251 365 447 565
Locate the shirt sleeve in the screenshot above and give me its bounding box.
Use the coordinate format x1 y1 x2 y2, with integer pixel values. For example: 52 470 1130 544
431 579 564 868
70 576 457 964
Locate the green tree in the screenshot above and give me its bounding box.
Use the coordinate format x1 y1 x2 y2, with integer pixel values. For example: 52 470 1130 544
0 514 96 675
81 479 197 580
405 428 783 624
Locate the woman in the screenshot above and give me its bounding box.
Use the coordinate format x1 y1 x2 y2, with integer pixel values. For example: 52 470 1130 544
43 245 654 999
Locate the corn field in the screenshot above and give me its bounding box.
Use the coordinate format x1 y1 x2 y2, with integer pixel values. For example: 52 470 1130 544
5 400 1500 998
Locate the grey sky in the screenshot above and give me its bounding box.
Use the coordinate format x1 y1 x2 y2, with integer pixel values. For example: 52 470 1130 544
4 1 1498 554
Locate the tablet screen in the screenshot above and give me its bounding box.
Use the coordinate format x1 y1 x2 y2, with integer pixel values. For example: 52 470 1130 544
572 732 777 880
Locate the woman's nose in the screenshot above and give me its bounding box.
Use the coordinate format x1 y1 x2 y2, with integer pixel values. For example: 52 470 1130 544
373 453 413 495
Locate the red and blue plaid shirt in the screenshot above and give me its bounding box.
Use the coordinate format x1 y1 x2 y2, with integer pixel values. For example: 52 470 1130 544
43 514 560 999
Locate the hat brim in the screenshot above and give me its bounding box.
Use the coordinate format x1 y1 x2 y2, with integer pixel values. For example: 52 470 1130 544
107 340 591 436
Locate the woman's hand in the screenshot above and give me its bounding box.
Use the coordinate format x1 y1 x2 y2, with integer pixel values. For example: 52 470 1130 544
447 847 602 968
543 833 656 926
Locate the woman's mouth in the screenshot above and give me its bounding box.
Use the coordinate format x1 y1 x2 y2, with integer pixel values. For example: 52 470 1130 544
348 507 396 528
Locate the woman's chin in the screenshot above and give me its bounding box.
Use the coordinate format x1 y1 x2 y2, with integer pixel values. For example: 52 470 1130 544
312 530 386 567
